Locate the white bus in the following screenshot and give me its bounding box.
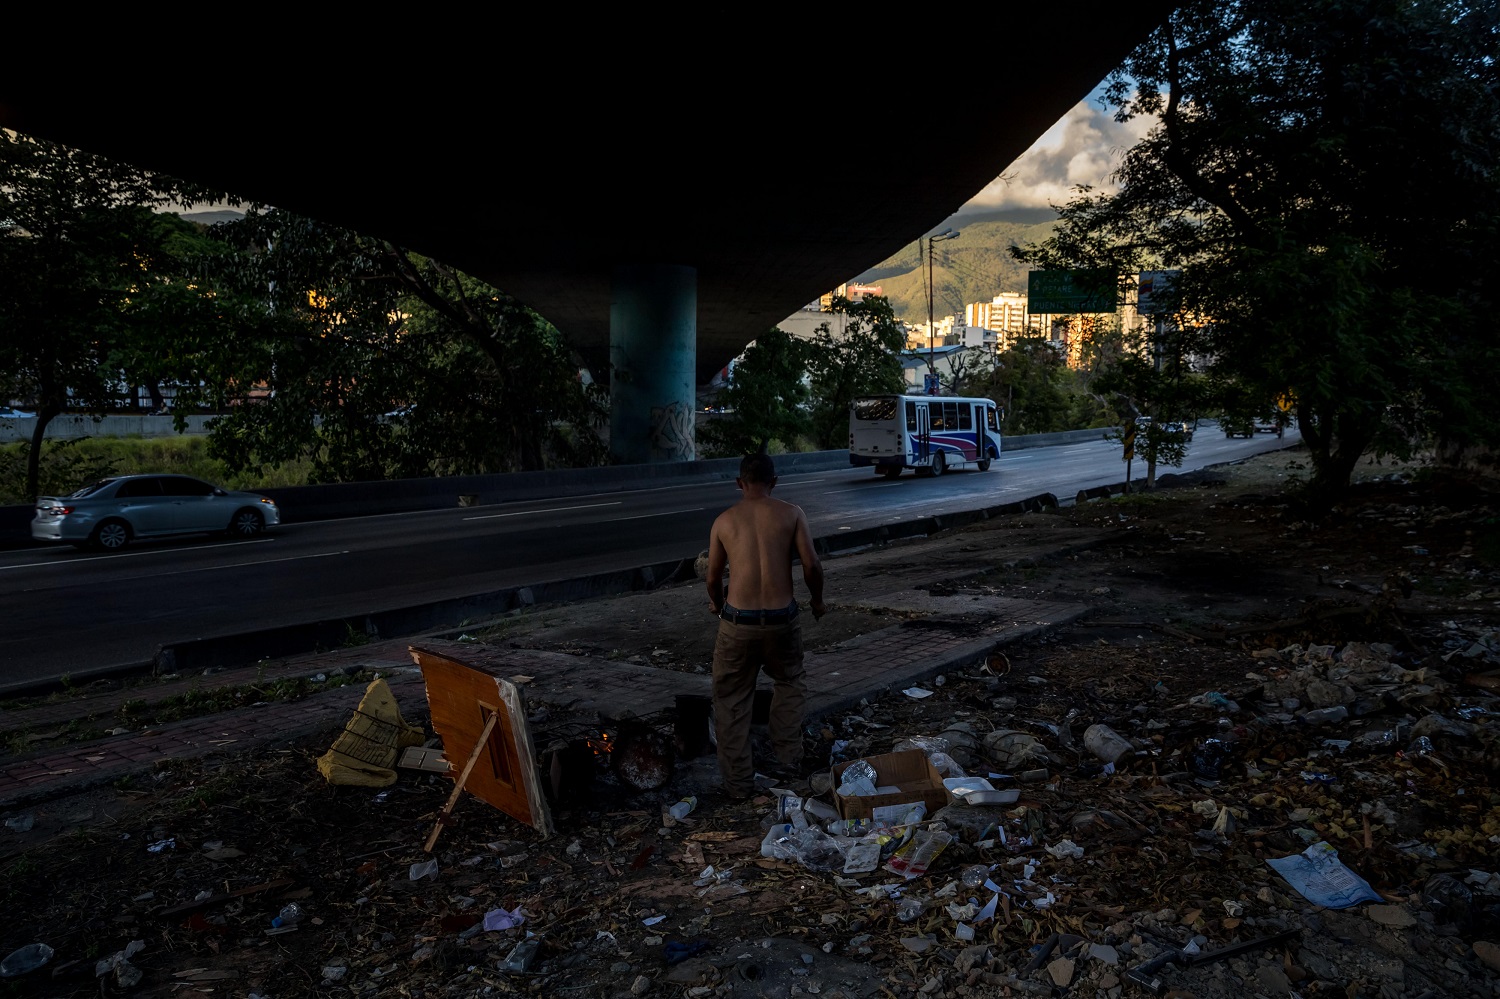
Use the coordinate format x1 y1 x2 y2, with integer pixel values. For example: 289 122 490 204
849 394 1001 478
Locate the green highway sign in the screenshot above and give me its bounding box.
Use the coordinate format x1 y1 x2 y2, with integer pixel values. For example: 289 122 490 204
1027 269 1118 314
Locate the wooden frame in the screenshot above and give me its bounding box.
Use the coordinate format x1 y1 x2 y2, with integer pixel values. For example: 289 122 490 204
410 644 554 841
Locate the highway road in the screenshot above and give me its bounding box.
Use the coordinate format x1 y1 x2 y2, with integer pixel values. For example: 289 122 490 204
0 427 1299 686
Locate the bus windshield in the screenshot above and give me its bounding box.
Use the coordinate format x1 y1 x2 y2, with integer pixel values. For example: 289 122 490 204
852 397 898 422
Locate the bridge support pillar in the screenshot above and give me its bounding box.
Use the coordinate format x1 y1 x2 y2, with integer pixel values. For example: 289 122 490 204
609 264 697 464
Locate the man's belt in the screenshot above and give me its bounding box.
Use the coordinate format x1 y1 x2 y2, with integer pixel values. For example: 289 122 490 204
719 603 799 625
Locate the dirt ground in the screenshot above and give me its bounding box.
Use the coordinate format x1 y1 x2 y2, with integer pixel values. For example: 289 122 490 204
1 445 1498 999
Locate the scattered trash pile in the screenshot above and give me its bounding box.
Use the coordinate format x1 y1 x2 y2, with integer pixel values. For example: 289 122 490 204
712 641 1500 998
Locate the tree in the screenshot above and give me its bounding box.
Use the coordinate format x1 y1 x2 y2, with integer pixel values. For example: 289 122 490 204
1086 317 1206 485
955 332 1114 436
698 328 811 458
170 207 607 483
1013 0 1500 508
0 130 228 500
804 296 906 449
945 345 1001 397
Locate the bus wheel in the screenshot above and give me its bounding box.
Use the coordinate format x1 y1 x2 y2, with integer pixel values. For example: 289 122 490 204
881 466 902 479
931 453 947 477
977 458 992 472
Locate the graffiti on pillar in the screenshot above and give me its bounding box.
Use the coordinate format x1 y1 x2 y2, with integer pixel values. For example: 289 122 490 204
650 401 695 461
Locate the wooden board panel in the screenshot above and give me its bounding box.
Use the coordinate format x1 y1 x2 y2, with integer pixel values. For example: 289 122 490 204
410 644 554 838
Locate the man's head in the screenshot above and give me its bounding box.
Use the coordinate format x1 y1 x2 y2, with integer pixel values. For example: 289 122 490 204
738 452 777 490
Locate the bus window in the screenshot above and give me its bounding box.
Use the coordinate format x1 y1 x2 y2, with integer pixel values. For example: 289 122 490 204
959 405 972 431
853 397 897 422
987 407 1000 431
943 402 958 430
905 401 917 431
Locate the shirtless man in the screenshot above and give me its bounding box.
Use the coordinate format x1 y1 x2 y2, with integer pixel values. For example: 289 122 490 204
705 453 826 798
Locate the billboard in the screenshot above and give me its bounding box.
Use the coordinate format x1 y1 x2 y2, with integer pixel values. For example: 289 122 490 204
1136 270 1180 315
1027 270 1117 314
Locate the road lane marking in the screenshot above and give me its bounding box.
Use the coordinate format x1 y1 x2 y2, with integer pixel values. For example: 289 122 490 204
145 550 351 579
9 548 352 592
604 507 706 523
0 537 276 571
520 472 847 503
820 483 912 495
463 501 622 521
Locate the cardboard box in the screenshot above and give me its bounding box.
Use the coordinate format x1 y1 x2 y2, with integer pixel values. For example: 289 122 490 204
831 750 948 820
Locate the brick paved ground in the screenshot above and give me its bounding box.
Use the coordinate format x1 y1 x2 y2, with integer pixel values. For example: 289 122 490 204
0 522 1104 810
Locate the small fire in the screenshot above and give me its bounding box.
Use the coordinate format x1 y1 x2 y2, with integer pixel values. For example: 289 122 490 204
588 731 615 758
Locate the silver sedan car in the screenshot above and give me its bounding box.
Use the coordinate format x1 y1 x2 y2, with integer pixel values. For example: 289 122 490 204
32 474 281 551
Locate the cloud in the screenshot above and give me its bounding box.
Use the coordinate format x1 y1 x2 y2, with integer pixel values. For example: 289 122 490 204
957 98 1154 215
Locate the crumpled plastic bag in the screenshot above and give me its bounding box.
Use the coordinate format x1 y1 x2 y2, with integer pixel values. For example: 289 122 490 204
766 826 846 872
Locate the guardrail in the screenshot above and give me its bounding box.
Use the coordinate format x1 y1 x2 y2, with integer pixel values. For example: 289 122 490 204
0 428 1118 548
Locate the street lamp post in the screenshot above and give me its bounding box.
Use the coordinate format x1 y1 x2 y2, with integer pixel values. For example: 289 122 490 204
926 228 961 394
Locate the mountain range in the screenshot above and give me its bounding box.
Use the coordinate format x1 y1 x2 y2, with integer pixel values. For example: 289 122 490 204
851 210 1058 322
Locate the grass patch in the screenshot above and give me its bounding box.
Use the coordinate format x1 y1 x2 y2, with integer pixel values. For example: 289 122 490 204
128 670 369 727
0 670 370 756
0 435 315 504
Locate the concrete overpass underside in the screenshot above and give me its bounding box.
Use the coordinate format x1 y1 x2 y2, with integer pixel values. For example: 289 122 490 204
0 13 1173 460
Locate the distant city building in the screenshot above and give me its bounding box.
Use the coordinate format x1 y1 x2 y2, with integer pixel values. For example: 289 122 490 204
941 324 996 350
907 314 961 350
964 292 1067 351
966 292 1031 336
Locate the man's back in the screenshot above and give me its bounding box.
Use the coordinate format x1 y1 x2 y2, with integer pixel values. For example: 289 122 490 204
712 496 801 610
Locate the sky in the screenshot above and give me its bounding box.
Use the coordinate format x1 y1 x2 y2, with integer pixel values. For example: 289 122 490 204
951 90 1154 220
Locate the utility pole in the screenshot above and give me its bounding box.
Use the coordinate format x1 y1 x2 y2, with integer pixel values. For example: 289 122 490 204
926 228 960 395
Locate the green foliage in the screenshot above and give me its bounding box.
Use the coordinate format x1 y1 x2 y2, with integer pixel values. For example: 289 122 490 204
0 436 313 504
1014 0 1500 505
701 297 906 455
0 130 234 500
954 332 1114 436
698 328 811 458
0 438 118 504
1087 319 1204 477
171 208 608 482
804 296 906 449
1 131 608 496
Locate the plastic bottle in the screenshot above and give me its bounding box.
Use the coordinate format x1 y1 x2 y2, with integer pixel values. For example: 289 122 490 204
668 797 698 821
1303 706 1349 724
1083 724 1133 764
502 937 540 972
896 897 925 922
0 943 54 977
271 903 303 929
760 823 794 858
802 798 839 823
960 865 989 889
